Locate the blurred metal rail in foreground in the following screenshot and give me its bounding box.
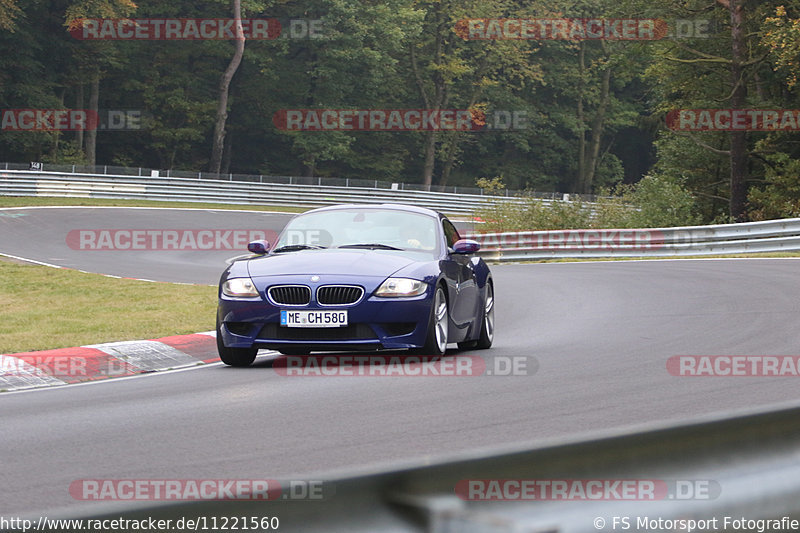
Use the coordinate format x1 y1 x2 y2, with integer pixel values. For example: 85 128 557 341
38 403 800 533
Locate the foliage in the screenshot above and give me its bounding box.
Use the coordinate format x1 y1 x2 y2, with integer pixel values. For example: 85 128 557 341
2 0 800 224
0 0 21 31
598 175 700 228
477 175 699 231
748 150 800 220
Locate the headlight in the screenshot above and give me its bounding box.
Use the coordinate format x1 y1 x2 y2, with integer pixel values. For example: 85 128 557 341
222 278 260 298
374 278 427 297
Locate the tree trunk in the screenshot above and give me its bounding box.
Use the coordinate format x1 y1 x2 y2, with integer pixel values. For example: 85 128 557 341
727 0 748 221
421 131 437 189
439 57 488 188
210 0 245 176
85 72 99 167
51 93 62 161
577 42 586 193
438 133 459 187
411 2 447 190
221 129 233 175
582 65 611 194
76 83 84 155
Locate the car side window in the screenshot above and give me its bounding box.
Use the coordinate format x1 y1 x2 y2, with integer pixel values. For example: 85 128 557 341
442 219 460 249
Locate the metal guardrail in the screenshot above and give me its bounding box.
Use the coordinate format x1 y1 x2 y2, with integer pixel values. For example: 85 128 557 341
469 218 800 260
42 402 800 532
3 169 800 257
2 161 585 201
0 169 532 215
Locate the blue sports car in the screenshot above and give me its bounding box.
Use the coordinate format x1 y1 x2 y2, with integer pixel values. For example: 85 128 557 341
215 204 494 366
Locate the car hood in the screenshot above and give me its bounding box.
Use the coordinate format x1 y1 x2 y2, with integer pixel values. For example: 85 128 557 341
246 249 426 278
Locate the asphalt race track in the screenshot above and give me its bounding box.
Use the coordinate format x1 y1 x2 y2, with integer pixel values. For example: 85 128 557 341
2 207 800 520
0 207 296 284
0 207 475 284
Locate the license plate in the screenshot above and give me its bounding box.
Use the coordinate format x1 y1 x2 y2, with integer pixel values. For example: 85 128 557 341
280 310 348 328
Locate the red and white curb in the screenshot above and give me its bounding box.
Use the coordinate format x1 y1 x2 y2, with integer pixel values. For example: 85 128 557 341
0 332 220 392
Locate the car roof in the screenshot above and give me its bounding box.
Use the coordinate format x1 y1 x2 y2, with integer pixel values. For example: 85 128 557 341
301 203 443 219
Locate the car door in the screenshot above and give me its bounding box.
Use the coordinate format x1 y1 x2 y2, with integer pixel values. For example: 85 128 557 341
441 218 479 328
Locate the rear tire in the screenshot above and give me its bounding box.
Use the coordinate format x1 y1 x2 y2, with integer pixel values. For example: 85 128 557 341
216 319 258 367
476 281 494 349
412 284 448 356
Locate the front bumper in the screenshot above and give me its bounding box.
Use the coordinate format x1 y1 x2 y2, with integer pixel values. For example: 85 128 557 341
218 280 432 352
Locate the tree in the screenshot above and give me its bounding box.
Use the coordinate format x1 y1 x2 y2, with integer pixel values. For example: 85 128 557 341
65 0 137 165
409 0 548 189
209 0 245 175
637 0 777 221
721 0 749 221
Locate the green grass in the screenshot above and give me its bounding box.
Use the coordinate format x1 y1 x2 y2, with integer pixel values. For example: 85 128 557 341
0 261 217 354
0 196 306 212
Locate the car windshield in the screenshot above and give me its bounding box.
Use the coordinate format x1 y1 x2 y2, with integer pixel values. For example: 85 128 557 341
274 208 440 254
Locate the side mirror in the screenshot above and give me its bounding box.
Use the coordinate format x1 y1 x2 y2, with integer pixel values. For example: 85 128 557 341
247 240 270 254
452 239 480 254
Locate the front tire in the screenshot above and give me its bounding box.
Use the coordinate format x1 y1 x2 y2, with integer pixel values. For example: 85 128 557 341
413 284 448 356
216 319 258 367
